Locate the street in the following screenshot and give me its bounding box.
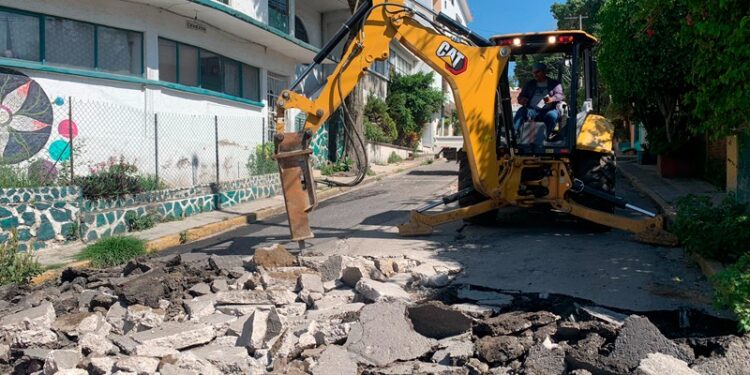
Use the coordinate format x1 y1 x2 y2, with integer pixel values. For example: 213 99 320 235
165 160 717 316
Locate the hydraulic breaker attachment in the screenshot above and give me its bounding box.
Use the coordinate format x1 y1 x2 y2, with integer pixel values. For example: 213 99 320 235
273 130 316 243
398 197 504 236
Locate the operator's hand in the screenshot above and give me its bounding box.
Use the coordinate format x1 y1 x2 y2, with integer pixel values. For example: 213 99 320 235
543 96 550 104
518 97 528 106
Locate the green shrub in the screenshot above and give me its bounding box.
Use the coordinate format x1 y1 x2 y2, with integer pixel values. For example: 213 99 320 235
125 212 157 232
364 96 397 143
247 142 277 176
320 157 352 176
75 159 164 200
387 72 444 148
77 236 146 268
0 240 42 286
387 152 403 164
672 195 750 263
0 160 54 188
713 254 750 332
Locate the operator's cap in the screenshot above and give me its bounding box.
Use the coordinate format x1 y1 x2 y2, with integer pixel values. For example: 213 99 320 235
532 62 547 72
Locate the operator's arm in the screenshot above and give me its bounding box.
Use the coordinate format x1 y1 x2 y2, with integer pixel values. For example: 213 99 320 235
548 81 564 103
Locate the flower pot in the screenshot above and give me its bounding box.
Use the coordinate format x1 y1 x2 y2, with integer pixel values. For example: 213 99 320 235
657 154 692 178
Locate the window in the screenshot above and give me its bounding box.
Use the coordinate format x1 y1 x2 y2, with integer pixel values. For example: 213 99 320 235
0 8 143 75
97 26 142 75
0 10 40 61
223 58 240 97
178 44 199 86
269 0 289 33
158 39 177 82
199 51 222 92
295 17 308 43
242 65 260 101
157 38 260 101
45 17 95 69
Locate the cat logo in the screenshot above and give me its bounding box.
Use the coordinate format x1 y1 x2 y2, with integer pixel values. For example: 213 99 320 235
436 41 468 75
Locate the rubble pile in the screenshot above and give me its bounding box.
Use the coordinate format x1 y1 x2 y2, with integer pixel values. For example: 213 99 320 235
0 244 746 375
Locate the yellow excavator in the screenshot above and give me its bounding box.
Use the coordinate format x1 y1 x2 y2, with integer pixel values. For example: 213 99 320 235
272 0 677 248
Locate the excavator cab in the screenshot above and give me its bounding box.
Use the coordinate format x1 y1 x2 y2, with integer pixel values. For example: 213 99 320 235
492 31 605 157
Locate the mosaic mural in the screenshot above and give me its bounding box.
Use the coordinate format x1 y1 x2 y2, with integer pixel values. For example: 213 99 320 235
0 68 53 164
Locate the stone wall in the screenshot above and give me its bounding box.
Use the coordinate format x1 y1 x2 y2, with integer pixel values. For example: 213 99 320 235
0 174 281 250
0 187 80 252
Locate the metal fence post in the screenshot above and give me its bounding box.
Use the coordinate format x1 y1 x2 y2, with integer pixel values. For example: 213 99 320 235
154 114 159 185
214 115 220 185
262 117 266 145
68 96 74 185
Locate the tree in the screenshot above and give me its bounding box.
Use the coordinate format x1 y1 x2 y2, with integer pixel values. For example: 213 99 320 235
342 0 367 171
681 0 750 138
387 72 444 148
550 0 605 35
598 0 693 155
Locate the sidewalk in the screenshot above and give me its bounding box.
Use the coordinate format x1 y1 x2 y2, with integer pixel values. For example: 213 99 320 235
36 156 432 269
617 157 724 220
617 156 726 277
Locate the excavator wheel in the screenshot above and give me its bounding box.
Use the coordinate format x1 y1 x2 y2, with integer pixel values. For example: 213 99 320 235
570 150 616 231
457 149 498 225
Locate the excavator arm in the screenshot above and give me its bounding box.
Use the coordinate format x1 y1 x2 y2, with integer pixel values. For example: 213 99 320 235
272 0 678 247
274 0 510 244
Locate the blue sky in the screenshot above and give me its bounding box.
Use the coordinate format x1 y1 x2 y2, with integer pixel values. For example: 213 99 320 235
468 0 560 38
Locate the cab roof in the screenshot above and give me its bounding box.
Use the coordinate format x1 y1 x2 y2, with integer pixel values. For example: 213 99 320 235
491 30 598 55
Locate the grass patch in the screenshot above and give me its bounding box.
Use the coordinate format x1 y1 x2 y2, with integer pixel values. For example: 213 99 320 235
77 236 146 268
387 152 404 164
0 240 42 286
320 157 353 176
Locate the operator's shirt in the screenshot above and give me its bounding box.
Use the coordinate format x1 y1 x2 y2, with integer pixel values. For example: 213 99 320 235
529 80 549 109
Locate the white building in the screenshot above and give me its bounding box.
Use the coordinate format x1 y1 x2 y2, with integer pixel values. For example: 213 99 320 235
0 0 349 185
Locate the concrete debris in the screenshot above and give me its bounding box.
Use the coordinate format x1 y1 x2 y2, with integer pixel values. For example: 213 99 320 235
79 332 118 355
208 255 244 272
312 345 358 375
43 349 81 375
131 321 216 349
523 343 566 375
190 345 257 374
297 273 325 294
189 282 212 296
691 334 750 375
89 356 116 374
345 302 434 366
355 279 411 302
184 295 216 319
340 266 365 288
235 307 284 349
211 279 229 292
215 290 273 305
252 244 297 269
635 353 700 375
431 340 474 365
475 311 559 336
408 302 472 339
374 258 397 277
0 301 56 334
610 315 694 370
376 361 469 374
476 335 531 364
0 251 745 375
115 356 160 374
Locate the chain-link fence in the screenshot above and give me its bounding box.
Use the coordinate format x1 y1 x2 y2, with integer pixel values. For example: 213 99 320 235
43 98 271 190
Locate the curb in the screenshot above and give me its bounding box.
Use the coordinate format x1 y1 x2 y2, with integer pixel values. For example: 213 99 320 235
692 253 724 279
617 163 677 224
31 157 430 285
